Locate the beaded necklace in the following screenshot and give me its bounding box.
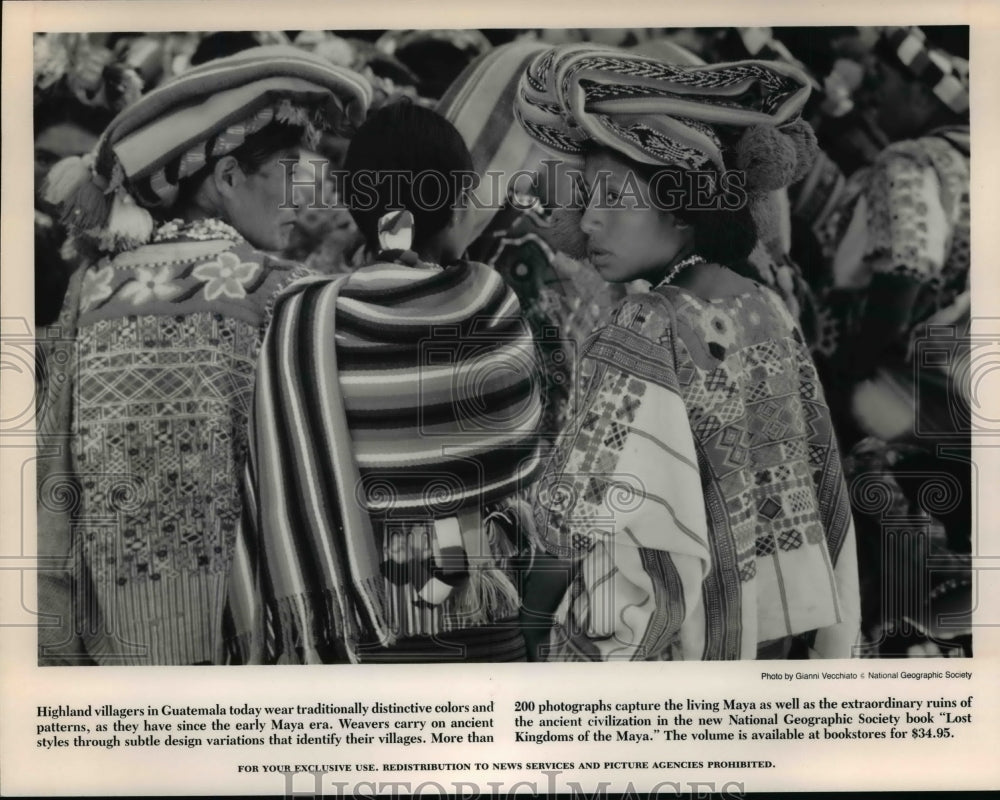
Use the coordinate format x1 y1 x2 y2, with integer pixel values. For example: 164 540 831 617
655 254 707 288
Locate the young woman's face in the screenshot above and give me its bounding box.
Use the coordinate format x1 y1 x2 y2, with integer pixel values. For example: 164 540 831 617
225 147 300 252
579 150 692 284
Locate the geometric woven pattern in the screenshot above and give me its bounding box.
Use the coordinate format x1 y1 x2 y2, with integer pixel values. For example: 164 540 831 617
777 528 803 551
667 286 850 594
68 220 310 665
534 273 856 661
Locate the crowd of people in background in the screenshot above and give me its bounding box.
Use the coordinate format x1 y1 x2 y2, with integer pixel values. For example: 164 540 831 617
33 26 971 664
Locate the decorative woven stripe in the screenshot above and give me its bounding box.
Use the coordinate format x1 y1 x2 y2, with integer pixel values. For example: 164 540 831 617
142 105 284 207
88 46 371 207
515 44 813 172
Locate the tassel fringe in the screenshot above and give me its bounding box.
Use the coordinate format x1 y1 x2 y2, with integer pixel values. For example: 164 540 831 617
58 172 112 233
448 562 521 627
43 154 93 207
106 191 155 248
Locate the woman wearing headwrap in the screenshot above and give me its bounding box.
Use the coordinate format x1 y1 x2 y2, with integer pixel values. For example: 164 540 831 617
517 45 860 660
40 46 372 665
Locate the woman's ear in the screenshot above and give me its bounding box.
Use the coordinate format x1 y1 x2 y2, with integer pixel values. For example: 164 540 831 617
212 155 245 199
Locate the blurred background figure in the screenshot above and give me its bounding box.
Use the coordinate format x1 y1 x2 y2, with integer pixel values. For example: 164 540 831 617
375 29 492 99
815 26 971 657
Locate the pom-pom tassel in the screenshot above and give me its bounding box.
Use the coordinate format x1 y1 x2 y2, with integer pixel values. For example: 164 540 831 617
43 154 92 206
106 190 154 247
735 125 798 193
782 119 820 184
58 171 112 233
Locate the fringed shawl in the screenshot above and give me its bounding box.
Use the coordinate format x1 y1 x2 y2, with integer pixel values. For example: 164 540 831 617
226 260 544 663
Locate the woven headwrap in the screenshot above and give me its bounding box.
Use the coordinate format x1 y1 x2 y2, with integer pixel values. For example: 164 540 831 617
437 41 550 240
876 26 969 115
514 45 817 193
733 28 823 93
44 45 373 253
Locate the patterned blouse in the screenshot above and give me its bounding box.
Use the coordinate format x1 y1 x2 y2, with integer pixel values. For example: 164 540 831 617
534 282 860 660
68 219 310 665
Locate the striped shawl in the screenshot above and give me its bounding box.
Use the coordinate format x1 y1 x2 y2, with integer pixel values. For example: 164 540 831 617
227 260 544 663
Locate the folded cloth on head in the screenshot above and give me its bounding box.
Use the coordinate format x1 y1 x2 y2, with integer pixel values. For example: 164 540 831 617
514 44 816 190
45 45 372 252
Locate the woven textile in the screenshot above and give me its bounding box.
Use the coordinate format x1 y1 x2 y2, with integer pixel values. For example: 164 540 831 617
68 219 310 664
533 283 859 660
46 46 372 252
515 45 812 173
466 204 626 439
226 259 545 664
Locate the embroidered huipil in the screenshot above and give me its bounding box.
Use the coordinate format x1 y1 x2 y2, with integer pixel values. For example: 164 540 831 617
534 284 860 660
69 219 310 665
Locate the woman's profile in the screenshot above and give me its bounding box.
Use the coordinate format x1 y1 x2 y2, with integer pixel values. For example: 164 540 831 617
517 46 860 661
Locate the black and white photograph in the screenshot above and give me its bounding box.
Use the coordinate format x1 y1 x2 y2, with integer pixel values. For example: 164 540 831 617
2 1 997 795
30 23 972 666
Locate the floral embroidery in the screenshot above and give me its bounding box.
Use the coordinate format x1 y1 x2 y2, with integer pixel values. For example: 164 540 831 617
192 252 262 301
701 308 738 353
80 264 115 311
118 265 182 306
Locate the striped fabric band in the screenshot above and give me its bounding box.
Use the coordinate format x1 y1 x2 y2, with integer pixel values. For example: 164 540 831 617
225 260 544 663
133 102 307 207
515 45 814 174
97 46 372 185
879 27 969 115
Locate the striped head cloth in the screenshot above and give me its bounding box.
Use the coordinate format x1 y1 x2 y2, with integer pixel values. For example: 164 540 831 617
437 40 549 240
877 26 969 115
514 45 817 192
45 45 373 252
